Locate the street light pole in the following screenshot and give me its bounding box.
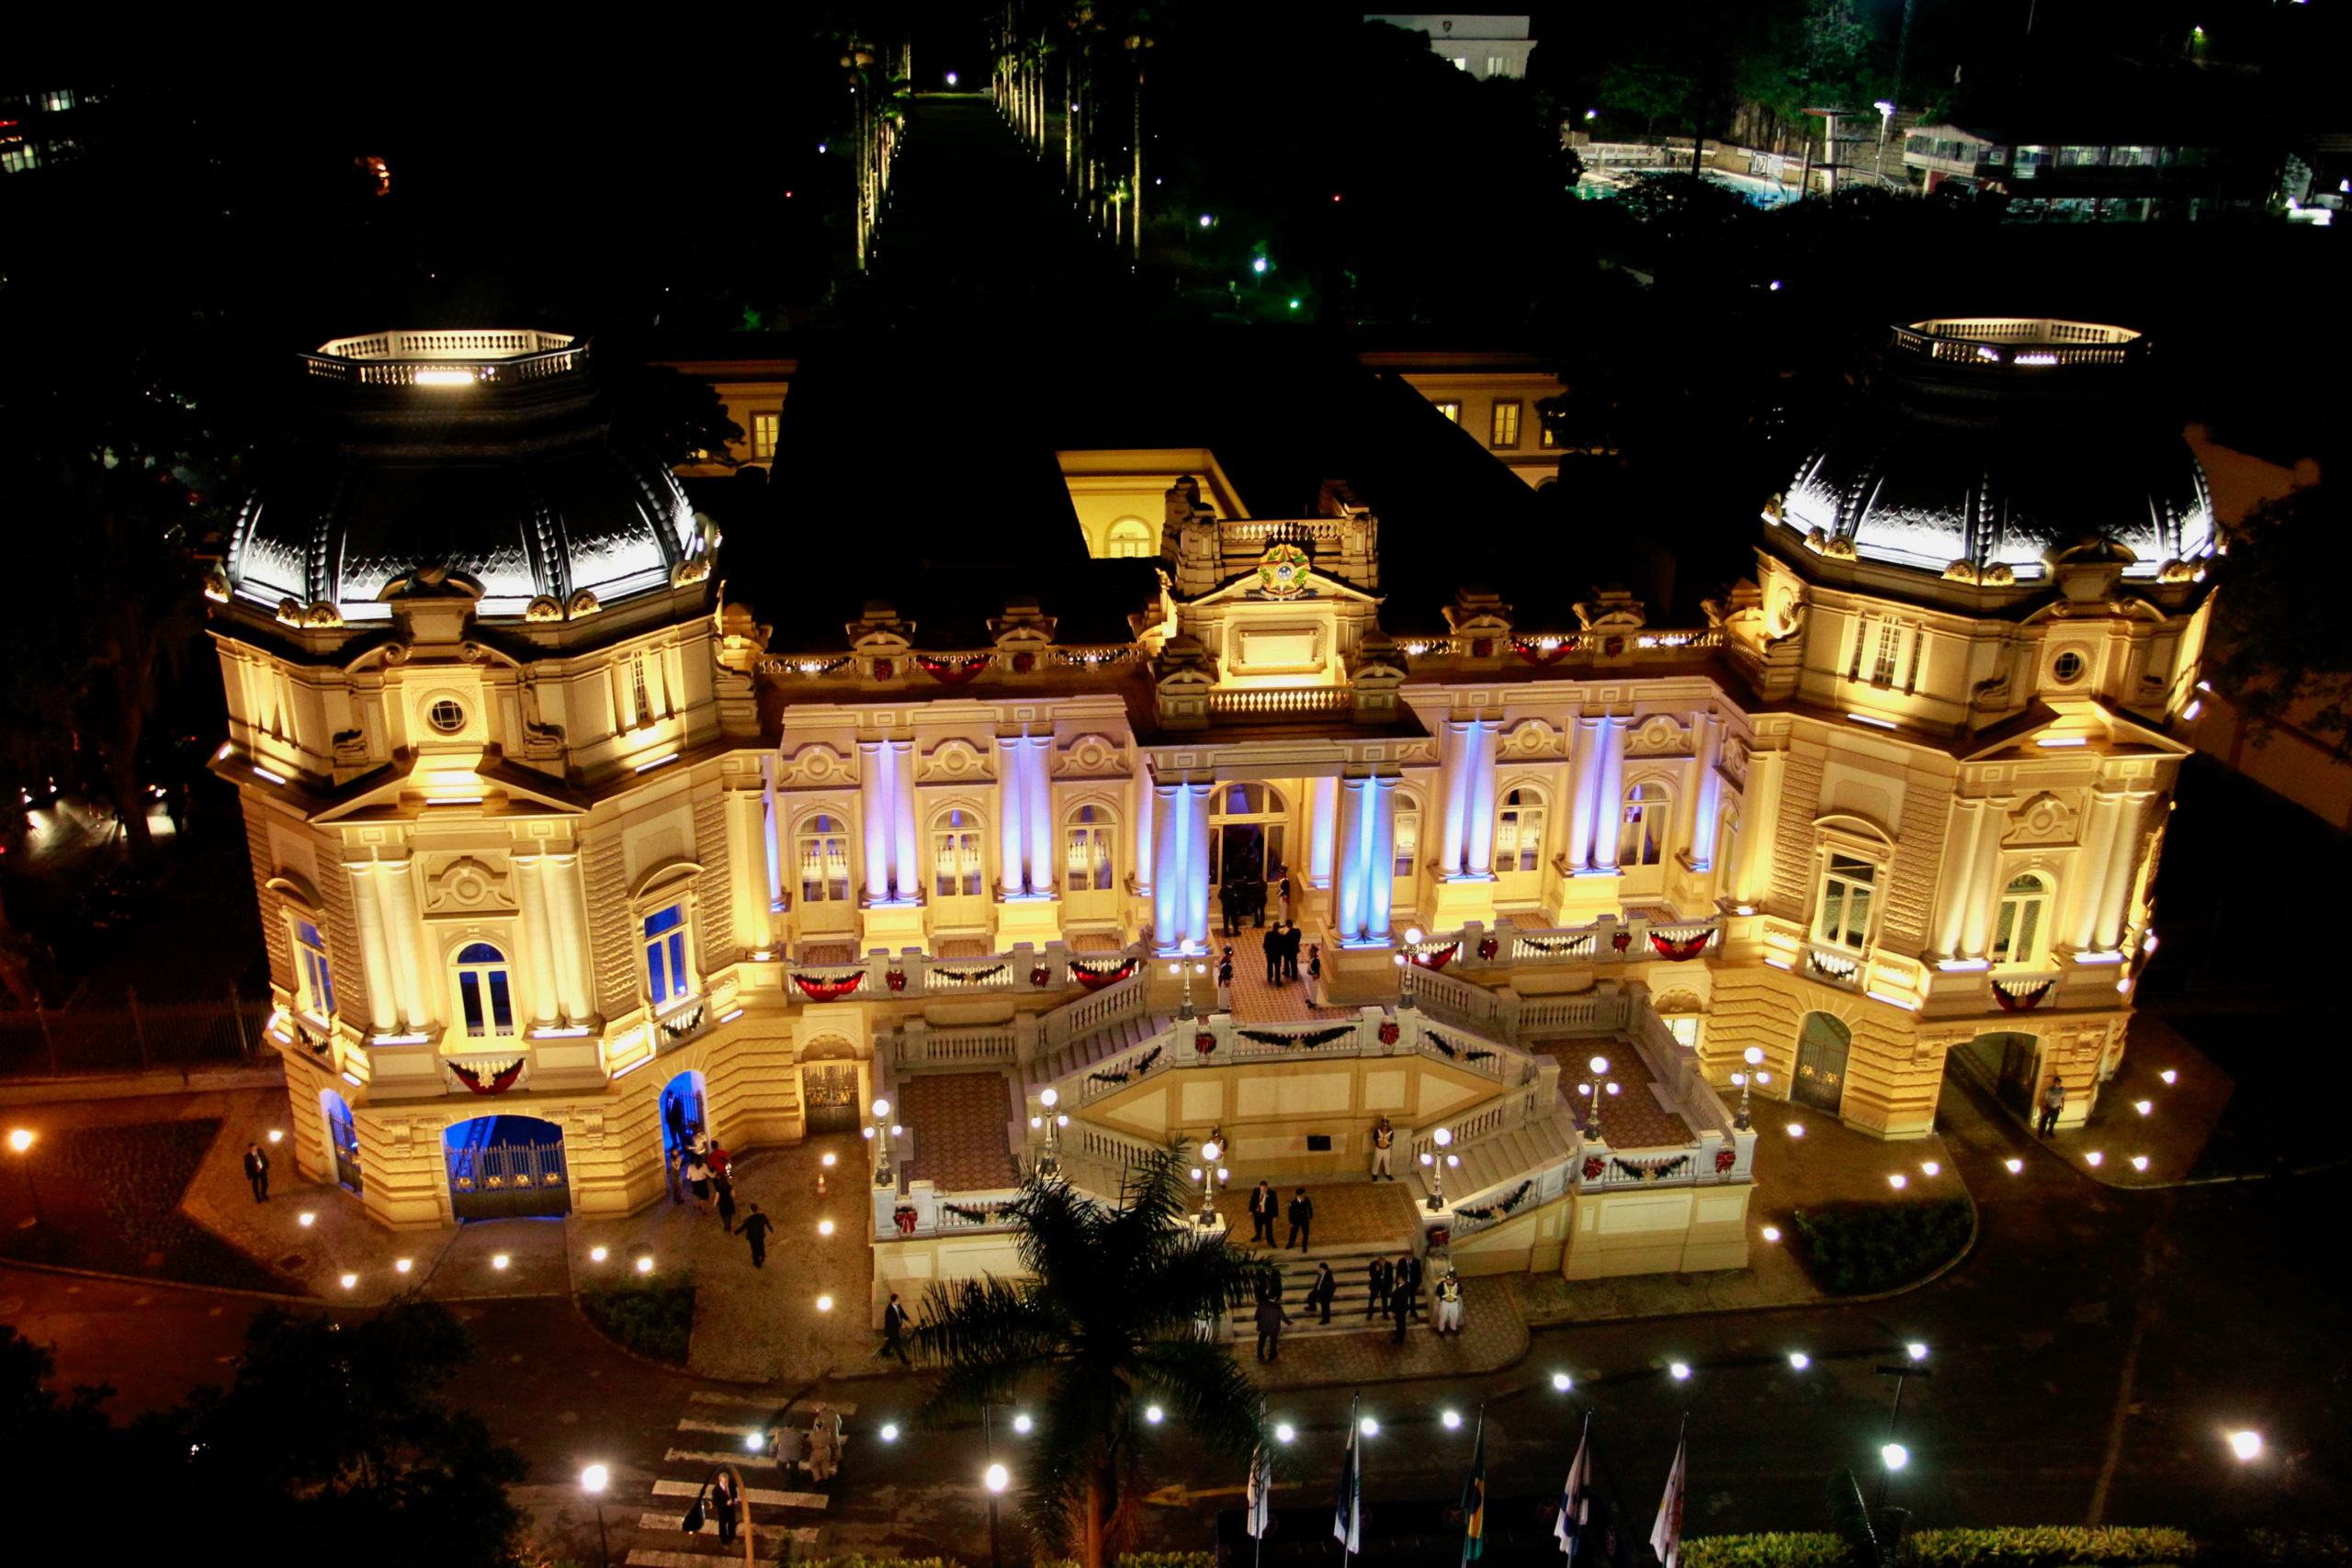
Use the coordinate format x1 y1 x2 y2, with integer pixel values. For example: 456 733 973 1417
580 1464 611 1568
7 1129 41 1229
871 1097 895 1187
1733 1045 1768 1131
1425 1125 1453 1212
984 1404 1009 1568
1874 1345 1932 1512
1200 1130 1226 1226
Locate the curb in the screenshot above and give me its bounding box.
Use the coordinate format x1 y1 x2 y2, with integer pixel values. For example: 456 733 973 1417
577 1283 767 1386
0 1254 307 1303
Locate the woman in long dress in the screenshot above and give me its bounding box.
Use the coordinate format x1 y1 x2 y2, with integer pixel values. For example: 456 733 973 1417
804 1404 843 1483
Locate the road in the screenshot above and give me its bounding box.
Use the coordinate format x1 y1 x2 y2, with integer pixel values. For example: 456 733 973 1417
6 1066 2343 1562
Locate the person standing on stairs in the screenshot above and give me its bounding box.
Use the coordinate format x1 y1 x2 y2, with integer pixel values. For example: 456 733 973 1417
1217 947 1235 1011
1254 1290 1293 1362
1369 1115 1396 1180
1307 1261 1337 1324
1365 1254 1394 1319
1285 1188 1314 1252
1250 1180 1278 1245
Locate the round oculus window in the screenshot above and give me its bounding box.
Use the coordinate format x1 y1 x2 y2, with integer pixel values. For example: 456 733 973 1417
2051 652 2086 684
426 699 467 734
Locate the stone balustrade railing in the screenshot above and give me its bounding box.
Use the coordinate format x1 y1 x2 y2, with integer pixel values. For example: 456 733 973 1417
1391 628 1721 662
779 941 1144 1010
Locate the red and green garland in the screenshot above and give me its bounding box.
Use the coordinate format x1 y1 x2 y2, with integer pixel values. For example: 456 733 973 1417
1649 931 1712 961
1069 956 1140 989
793 970 867 1001
451 1058 525 1095
1409 942 1461 970
917 654 992 684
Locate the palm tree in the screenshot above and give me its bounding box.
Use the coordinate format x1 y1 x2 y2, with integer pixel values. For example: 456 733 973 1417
910 1143 1273 1568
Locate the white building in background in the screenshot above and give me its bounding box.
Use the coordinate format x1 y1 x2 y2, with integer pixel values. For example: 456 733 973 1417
1365 14 1536 79
210 318 2210 1314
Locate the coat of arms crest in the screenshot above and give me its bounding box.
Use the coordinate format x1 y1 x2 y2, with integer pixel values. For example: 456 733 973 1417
1256 542 1311 599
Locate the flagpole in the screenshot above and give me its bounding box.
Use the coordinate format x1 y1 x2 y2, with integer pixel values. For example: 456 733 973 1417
1460 1403 1488 1568
1347 1392 1360 1566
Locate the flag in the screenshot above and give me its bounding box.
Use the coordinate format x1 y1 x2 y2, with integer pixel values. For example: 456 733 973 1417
1649 1428 1688 1568
1460 1410 1488 1564
1554 1413 1592 1560
1333 1395 1363 1554
1247 1442 1272 1540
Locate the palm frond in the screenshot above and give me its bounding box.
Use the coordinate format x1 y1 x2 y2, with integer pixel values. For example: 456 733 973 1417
1133 1336 1264 1461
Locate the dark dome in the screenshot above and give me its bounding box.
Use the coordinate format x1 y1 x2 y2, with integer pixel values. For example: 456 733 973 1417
1777 319 2213 583
225 331 703 626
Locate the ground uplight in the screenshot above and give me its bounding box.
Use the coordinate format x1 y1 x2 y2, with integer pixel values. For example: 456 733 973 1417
1788 1351 1810 1369
492 1253 510 1270
1669 1362 1691 1381
1552 1371 1573 1391
1761 1225 1782 1242
1787 1123 1805 1138
1442 1409 1462 1429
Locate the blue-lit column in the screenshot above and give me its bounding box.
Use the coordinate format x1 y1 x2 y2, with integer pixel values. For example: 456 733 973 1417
1132 760 1155 901
1463 719 1498 876
1151 777 1182 952
1687 714 1723 873
998 734 1029 897
1308 775 1338 890
860 740 895 899
1180 780 1214 952
1591 716 1627 869
1330 775 1370 943
1566 716 1601 873
761 756 786 913
1364 775 1397 940
1024 735 1056 897
890 739 921 897
1437 720 1471 876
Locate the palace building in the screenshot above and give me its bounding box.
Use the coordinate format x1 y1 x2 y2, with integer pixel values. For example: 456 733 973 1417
212 319 2209 1309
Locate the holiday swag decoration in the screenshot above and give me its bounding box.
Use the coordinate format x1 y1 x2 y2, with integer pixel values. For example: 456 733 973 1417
1611 1154 1691 1182
1237 1024 1353 1049
1456 1179 1534 1221
1513 637 1574 666
933 964 1007 985
793 970 867 1000
1994 978 2052 1012
1649 931 1711 961
450 1058 525 1095
917 653 991 684
1069 956 1139 989
1409 942 1461 969
1093 1044 1164 1085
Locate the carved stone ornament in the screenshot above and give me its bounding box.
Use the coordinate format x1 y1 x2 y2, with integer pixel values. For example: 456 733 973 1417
1057 733 1129 776
775 743 851 786
2002 791 2081 847
1500 718 1565 757
1626 714 1691 757
424 854 514 913
922 739 989 780
1256 542 1313 600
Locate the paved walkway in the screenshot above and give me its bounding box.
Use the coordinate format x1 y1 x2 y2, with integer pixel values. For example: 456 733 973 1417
1951 1011 2233 1188
1220 924 1354 1024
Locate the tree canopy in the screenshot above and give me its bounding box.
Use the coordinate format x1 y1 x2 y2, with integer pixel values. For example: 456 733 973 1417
2203 484 2352 754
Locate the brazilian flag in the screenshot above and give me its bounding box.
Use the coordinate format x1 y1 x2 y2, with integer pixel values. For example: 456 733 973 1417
1460 1414 1487 1564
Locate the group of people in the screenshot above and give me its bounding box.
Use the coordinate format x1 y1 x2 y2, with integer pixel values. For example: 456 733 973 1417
666 1117 776 1267
1248 1249 1467 1359
1245 1180 1315 1250
692 1405 845 1540
1217 870 1291 934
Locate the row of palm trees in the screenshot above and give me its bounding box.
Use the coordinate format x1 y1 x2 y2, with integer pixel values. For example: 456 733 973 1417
992 2 1155 261
835 31 912 269
908 1141 1272 1568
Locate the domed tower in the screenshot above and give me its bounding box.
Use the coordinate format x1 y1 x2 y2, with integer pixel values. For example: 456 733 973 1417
209 331 777 1228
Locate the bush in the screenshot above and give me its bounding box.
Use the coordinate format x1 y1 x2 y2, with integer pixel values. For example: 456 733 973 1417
1789 1196 1973 1295
577 1271 695 1364
1682 1525 2224 1567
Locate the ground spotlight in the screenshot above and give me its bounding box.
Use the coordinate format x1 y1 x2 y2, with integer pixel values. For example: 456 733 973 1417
492 1253 510 1270
1761 1224 1781 1242
817 1294 834 1312
636 1255 655 1274
1669 1362 1691 1381
881 1423 899 1442
340 1273 357 1290
2004 1158 2024 1174
1787 1122 1805 1138
395 1258 413 1274
590 1246 608 1262
1442 1409 1462 1429
2229 1429 2262 1461
1789 1351 1810 1370
1552 1371 1573 1392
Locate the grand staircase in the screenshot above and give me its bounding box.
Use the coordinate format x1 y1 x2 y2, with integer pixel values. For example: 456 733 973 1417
1405 1105 1581 1211
1220 1237 1431 1342
1020 1010 1174 1096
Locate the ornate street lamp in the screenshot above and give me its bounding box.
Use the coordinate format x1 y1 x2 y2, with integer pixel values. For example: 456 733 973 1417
580 1464 611 1568
1390 926 1425 1009
1577 1055 1620 1143
1199 1128 1227 1225
1171 958 1207 1019
1731 1045 1770 1131
1421 1125 1457 1211
869 1097 897 1187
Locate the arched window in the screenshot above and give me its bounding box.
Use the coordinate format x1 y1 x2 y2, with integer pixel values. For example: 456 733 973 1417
452 942 516 1040
643 903 691 1004
797 814 850 904
1213 782 1286 818
1620 782 1671 867
1493 787 1545 874
1815 855 1876 950
1991 872 2052 965
1065 803 1117 893
1104 516 1153 558
933 807 985 897
292 918 337 1021
1393 798 1420 879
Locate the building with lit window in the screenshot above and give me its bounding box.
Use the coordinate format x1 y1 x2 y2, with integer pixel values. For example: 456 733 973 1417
212 319 2207 1305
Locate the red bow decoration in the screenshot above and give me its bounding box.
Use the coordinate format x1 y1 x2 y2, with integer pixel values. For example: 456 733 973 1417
451 1058 525 1095
1582 1156 1606 1180
1513 637 1573 666
1194 1031 1217 1055
1476 937 1498 961
885 970 907 992
1029 966 1051 987
1611 930 1633 953
1649 931 1711 961
1409 942 1459 970
917 654 991 684
793 971 867 1001
1714 1145 1737 1173
1377 1020 1400 1045
872 659 895 680
1069 957 1138 989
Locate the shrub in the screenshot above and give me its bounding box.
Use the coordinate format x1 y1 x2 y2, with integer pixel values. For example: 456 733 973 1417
1682 1524 2223 1567
1789 1196 1973 1295
577 1271 695 1364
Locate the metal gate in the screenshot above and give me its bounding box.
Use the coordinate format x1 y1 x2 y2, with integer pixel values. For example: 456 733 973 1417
327 1098 364 1194
1987 1032 2041 1114
801 1060 862 1133
1792 1012 1851 1114
447 1137 571 1221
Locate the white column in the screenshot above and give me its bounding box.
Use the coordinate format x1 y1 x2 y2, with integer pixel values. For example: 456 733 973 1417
1930 800 1985 960
1025 735 1056 897
761 757 786 914
1331 775 1369 942
999 735 1029 897
2072 792 2126 951
1687 714 1724 872
513 852 562 1026
1181 780 1214 951
376 853 431 1031
2093 795 2146 951
1365 776 1396 939
345 859 399 1033
859 741 893 903
1591 716 1627 868
1151 780 1181 950
1464 720 1498 877
1309 775 1338 890
1566 716 1602 873
891 740 922 900
546 851 594 1021
1132 761 1156 897
1437 720 1471 877
1956 802 2007 959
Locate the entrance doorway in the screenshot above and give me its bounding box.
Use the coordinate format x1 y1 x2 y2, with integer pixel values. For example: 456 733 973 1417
445 1114 571 1221
800 1036 863 1134
1979 1032 2041 1114
322 1089 362 1194
661 1070 708 1154
1792 1012 1851 1114
1208 782 1290 906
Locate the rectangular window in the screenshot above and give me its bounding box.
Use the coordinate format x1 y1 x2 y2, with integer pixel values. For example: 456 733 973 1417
1065 824 1114 892
1489 400 1521 448
643 904 689 1003
1434 400 1462 424
295 919 336 1019
1486 55 1510 75
934 829 983 897
1816 855 1876 949
751 411 780 461
1871 622 1901 686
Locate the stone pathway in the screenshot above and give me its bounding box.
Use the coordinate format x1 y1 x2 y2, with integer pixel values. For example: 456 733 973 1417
1220 924 1356 1024
1214 1179 1420 1250
1532 1039 1692 1147
894 1073 1018 1192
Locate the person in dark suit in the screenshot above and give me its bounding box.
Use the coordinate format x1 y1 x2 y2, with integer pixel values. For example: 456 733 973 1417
711 1470 742 1545
1249 1180 1278 1244
1395 1251 1423 1324
1389 1269 1415 1343
1263 924 1283 986
1285 1189 1314 1252
1307 1261 1337 1324
1282 922 1301 981
1219 881 1239 937
739 1203 774 1268
881 1292 912 1364
243 1143 271 1203
1364 1255 1394 1318
1249 877 1267 929
1254 1292 1293 1362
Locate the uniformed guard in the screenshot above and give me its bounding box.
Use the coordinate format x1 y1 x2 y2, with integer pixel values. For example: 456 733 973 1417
1434 1266 1464 1335
1370 1115 1396 1180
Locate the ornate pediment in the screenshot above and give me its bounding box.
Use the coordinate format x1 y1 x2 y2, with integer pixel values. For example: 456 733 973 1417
422 854 514 915
775 742 854 789
921 738 992 782
1057 732 1131 777
2003 790 2081 847
1499 717 1566 758
1626 714 1692 758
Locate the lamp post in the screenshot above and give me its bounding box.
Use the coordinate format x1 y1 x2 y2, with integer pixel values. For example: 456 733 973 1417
7 1128 40 1229
1424 1125 1455 1211
1200 1130 1227 1226
871 1098 895 1187
1172 958 1207 1019
1390 926 1426 1009
1731 1046 1770 1131
1037 1087 1062 1176
984 1404 1009 1568
1577 1056 1617 1143
1874 1342 1932 1511
580 1463 611 1568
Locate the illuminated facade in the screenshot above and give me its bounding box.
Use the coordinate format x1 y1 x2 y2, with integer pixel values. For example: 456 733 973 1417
211 321 2208 1301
